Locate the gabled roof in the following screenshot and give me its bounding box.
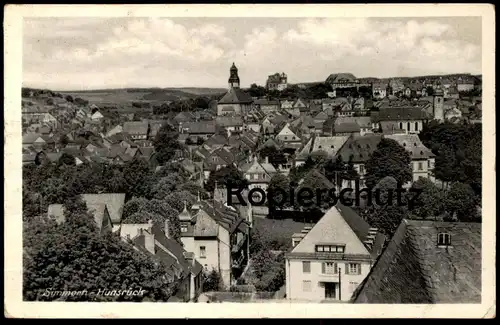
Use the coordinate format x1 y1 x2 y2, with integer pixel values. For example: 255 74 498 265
352 220 481 303
296 135 350 161
131 224 203 277
81 193 126 224
218 87 253 104
336 134 382 163
193 200 244 234
287 204 385 259
384 134 435 159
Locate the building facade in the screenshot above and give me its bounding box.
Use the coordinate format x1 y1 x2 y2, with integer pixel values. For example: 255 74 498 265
285 204 385 302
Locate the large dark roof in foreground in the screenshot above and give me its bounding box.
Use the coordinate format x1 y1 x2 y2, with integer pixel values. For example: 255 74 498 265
352 220 481 304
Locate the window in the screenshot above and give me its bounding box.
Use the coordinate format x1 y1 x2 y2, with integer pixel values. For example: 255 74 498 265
302 280 312 292
347 263 361 275
284 136 288 140
438 233 452 246
399 122 403 129
415 122 419 132
302 261 311 273
407 122 411 131
418 162 423 170
428 160 431 168
359 164 365 174
322 262 337 274
199 246 206 258
181 225 188 233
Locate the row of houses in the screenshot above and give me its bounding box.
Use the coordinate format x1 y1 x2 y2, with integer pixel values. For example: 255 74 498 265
285 204 481 303
47 190 252 301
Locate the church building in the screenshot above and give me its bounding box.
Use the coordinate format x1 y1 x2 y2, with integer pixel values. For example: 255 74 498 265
217 63 254 116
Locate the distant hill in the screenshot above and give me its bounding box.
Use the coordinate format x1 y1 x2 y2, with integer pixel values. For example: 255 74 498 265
54 87 226 106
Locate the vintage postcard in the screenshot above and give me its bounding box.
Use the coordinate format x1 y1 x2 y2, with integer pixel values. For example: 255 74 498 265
4 4 495 318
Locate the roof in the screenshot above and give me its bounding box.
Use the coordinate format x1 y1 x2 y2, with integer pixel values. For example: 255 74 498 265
384 134 435 159
81 193 126 224
218 87 253 104
22 133 42 144
183 121 216 134
352 220 481 303
336 134 382 163
254 99 279 106
191 200 244 235
373 106 432 122
326 73 357 84
130 224 203 277
334 122 360 134
296 135 350 161
216 116 243 127
123 121 149 135
287 204 385 260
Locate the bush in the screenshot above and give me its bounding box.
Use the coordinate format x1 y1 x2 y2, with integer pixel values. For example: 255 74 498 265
202 270 221 292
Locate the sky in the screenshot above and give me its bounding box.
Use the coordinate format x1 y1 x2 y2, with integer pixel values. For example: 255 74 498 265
22 17 482 90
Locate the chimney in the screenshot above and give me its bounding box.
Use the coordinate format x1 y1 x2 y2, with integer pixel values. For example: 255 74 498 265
144 229 155 255
164 218 171 239
265 156 269 164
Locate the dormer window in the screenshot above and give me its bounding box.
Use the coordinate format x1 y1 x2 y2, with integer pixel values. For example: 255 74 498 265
437 233 452 246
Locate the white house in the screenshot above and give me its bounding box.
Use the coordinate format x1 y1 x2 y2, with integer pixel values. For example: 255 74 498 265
285 204 386 302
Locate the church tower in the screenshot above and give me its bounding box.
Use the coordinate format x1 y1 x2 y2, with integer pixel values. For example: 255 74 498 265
433 88 444 122
228 62 240 89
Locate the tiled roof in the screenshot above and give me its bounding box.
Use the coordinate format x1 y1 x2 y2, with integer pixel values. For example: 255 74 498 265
218 88 253 104
384 134 435 159
336 134 382 163
123 121 149 135
196 200 243 234
288 204 385 258
372 106 431 122
81 193 126 224
183 121 216 134
352 220 481 303
216 116 243 127
334 122 360 134
296 135 350 161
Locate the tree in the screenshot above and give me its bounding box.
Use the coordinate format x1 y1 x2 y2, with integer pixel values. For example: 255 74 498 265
365 138 412 188
202 270 221 292
444 182 479 222
59 152 76 166
259 147 287 168
153 123 181 165
267 174 291 212
65 95 74 102
409 178 445 220
360 176 407 240
122 197 150 220
151 173 185 199
248 83 267 98
164 191 196 213
23 208 178 301
205 165 248 193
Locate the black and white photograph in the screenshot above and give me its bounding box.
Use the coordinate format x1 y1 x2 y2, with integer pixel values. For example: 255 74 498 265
4 4 495 319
